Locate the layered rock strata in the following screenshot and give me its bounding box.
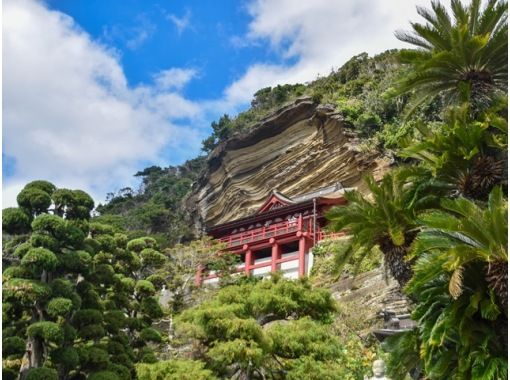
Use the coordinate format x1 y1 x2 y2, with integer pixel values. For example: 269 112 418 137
186 97 390 231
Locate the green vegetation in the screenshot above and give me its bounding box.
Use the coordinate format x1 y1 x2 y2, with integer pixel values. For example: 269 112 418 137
394 0 508 115
2 181 171 379
170 274 375 379
95 157 206 247
3 0 508 379
327 0 508 378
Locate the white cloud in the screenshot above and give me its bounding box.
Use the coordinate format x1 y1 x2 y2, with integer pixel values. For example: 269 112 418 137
167 9 192 35
153 68 198 90
102 14 157 50
222 0 432 106
3 0 204 208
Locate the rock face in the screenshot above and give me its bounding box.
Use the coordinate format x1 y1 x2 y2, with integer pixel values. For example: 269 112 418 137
186 97 390 232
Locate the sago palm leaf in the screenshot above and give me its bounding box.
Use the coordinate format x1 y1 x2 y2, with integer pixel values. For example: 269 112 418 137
394 0 508 115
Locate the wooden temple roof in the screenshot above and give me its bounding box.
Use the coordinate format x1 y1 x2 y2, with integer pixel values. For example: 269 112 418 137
207 183 350 236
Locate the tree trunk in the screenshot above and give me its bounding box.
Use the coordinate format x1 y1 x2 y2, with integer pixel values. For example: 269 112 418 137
378 232 417 287
19 337 44 379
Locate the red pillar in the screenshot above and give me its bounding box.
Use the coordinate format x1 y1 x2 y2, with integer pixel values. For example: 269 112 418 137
245 249 252 276
298 237 307 277
271 243 280 272
195 265 203 287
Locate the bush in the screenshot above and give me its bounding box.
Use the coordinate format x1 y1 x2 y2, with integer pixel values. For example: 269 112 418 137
146 274 166 290
107 364 131 380
4 279 51 305
135 280 156 297
31 214 66 238
72 309 103 328
46 297 74 318
3 207 31 234
127 237 157 252
139 328 162 343
79 324 106 340
136 360 217 380
140 297 163 319
2 368 18 380
140 248 166 267
27 322 64 344
87 371 120 380
83 347 109 370
25 180 57 195
17 187 52 215
30 233 59 251
25 367 58 380
21 247 58 273
2 336 26 357
52 347 80 370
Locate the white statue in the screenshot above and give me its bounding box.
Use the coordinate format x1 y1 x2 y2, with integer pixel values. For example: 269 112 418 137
367 359 391 380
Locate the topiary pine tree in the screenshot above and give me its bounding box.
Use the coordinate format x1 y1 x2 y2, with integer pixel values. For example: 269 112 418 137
2 181 170 380
171 274 372 379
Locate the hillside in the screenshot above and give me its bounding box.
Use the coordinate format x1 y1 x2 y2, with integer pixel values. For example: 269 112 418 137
96 49 442 243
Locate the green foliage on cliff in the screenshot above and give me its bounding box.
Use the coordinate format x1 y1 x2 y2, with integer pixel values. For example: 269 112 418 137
326 0 508 378
95 156 206 247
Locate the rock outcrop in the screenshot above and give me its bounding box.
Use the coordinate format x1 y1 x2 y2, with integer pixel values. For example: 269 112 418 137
186 97 390 232
186 98 390 231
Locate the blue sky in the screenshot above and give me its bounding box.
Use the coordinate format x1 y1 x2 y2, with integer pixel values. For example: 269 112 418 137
3 0 431 207
46 0 285 100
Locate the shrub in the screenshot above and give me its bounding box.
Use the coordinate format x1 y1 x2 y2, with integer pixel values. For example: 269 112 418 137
27 322 64 344
140 249 166 267
127 237 157 252
17 188 52 215
3 207 31 234
25 367 58 380
87 371 120 380
46 297 74 318
51 347 80 370
72 309 103 328
135 280 155 297
139 328 162 343
21 247 58 273
2 336 26 357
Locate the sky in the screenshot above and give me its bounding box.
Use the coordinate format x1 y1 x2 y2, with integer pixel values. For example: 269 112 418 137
3 0 433 208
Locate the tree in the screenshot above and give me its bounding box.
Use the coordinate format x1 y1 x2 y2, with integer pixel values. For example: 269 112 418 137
395 0 508 114
136 359 217 380
326 168 439 286
2 181 170 379
161 238 237 341
410 186 507 313
400 103 507 201
174 274 373 379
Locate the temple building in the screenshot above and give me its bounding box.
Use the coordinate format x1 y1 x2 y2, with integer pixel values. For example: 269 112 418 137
197 183 350 286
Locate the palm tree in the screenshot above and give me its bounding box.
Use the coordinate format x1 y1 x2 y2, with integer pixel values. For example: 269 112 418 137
396 188 508 379
326 168 439 286
395 0 508 114
400 104 507 201
409 186 507 313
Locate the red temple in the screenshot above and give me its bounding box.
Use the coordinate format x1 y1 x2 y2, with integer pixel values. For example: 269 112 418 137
197 183 349 286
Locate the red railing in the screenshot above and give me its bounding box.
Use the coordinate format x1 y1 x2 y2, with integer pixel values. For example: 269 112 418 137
218 215 314 248
316 231 347 241
217 216 347 249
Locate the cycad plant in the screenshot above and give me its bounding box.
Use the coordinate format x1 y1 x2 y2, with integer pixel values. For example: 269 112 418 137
326 168 438 286
400 104 507 200
395 0 508 114
409 186 507 313
388 187 508 379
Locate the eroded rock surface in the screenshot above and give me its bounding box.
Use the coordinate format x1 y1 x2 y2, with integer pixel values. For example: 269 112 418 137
186 97 390 231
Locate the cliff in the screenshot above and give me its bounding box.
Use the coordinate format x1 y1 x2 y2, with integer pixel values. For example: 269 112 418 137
186 97 391 231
